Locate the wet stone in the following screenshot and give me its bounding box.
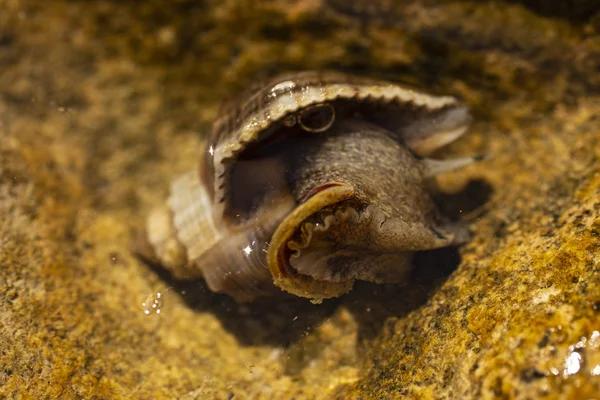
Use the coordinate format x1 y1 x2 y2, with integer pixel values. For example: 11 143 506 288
0 0 599 399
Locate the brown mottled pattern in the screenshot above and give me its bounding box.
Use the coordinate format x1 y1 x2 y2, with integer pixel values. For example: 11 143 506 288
211 71 380 142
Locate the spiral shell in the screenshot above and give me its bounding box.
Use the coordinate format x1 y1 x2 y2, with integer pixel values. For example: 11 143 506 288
135 71 478 302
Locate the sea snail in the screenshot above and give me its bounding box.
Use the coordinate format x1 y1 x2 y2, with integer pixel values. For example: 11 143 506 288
135 71 480 303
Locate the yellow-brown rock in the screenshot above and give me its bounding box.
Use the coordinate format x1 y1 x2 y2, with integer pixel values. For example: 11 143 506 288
0 0 598 398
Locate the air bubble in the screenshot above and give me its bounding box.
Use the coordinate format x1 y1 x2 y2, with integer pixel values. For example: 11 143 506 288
142 291 165 316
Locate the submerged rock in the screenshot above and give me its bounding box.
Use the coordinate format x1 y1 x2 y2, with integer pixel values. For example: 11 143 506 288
0 0 598 398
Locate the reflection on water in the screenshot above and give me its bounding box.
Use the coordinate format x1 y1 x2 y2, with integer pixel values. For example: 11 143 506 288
548 330 600 380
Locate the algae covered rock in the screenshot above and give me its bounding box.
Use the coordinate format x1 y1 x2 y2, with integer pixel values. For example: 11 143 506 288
0 0 598 398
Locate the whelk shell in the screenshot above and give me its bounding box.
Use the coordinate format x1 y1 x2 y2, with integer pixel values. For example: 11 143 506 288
134 71 480 302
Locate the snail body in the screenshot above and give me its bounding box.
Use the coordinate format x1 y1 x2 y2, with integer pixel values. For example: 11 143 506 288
136 71 477 302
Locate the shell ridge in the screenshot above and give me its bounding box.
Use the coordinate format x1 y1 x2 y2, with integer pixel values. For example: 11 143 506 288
167 171 223 262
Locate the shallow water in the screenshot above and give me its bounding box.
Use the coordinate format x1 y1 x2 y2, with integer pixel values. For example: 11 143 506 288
1 1 599 399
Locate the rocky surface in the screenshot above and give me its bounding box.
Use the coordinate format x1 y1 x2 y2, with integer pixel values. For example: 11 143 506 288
0 0 598 398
